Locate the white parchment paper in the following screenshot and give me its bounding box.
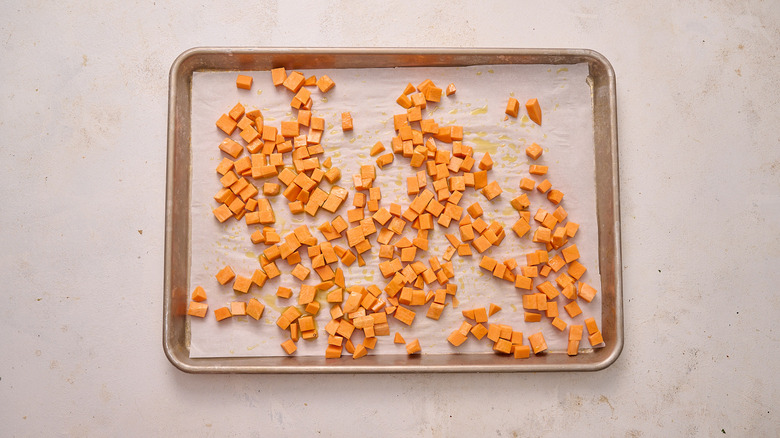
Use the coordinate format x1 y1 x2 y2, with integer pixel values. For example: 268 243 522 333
188 63 601 358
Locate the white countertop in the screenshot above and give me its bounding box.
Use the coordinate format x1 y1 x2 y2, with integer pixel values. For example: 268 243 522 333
2 1 778 436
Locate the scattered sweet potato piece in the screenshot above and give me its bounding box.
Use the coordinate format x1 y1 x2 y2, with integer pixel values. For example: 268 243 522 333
191 286 207 302
525 98 542 125
529 164 548 175
506 97 520 117
271 67 287 86
341 112 353 131
214 307 232 321
236 74 253 90
316 75 335 93
513 345 531 359
187 301 208 317
526 143 543 160
215 266 235 285
445 83 456 96
281 339 297 355
406 339 421 354
528 332 547 354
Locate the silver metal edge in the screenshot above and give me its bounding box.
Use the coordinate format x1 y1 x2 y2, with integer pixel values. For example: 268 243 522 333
164 47 201 373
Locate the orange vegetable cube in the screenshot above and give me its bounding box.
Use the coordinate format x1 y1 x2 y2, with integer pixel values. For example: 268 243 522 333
316 74 335 93
406 339 421 354
578 282 598 302
236 74 253 90
447 330 468 346
341 112 353 131
524 312 542 322
471 323 488 340
218 138 243 158
526 98 542 125
584 317 599 335
191 286 207 302
536 179 552 194
519 177 535 191
528 332 547 354
564 300 582 318
246 298 265 320
525 143 543 160
529 165 548 175
280 339 297 355
506 97 520 117
214 307 232 321
513 345 531 359
551 317 567 331
187 301 208 317
230 301 247 316
233 275 252 293
216 114 237 135
215 265 235 285
588 331 604 346
547 190 564 205
561 244 580 263
283 71 305 92
445 83 456 96
481 181 502 200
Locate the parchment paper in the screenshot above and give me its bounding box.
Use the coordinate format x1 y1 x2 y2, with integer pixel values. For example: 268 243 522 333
188 63 601 358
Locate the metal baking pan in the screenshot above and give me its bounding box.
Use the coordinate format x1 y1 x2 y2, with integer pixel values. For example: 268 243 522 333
164 47 622 373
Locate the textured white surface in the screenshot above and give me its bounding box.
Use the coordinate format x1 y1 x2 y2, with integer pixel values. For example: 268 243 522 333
1 1 778 436
188 64 601 358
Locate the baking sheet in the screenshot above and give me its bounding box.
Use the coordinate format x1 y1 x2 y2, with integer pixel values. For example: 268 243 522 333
188 63 600 358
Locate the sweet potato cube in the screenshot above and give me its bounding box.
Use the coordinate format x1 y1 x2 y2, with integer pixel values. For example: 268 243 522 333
187 301 208 317
447 330 468 346
584 317 599 335
588 331 604 346
515 274 533 290
524 312 542 322
525 98 542 125
215 266 235 285
445 82 456 96
214 307 232 321
564 300 582 318
218 138 243 158
567 260 587 280
471 235 491 253
341 112 353 131
235 74 253 90
506 97 520 117
478 153 493 171
514 345 531 359
316 74 335 93
547 190 564 205
528 332 547 354
216 114 238 136
393 305 416 326
229 301 246 316
481 181 502 200
512 218 531 238
529 164 548 175
561 244 580 263
526 142 543 160
280 120 299 138
270 67 287 86
519 177 535 191
536 179 552 194
283 71 305 93
578 282 598 302
406 339 421 354
470 323 488 340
